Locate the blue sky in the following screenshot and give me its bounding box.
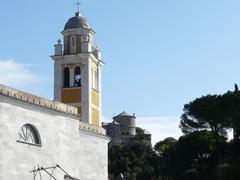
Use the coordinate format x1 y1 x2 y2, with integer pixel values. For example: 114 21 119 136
0 1 239 143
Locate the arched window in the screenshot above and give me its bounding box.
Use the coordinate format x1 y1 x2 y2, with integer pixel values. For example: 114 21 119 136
92 69 98 91
64 37 68 55
70 35 76 54
18 124 41 145
74 66 81 87
63 67 70 87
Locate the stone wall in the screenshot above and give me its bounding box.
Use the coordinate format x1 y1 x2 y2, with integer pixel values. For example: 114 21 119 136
0 94 109 180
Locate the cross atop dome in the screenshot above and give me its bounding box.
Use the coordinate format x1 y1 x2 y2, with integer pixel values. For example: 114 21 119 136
76 0 81 13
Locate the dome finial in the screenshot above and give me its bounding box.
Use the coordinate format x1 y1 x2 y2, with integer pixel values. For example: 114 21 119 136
75 0 81 13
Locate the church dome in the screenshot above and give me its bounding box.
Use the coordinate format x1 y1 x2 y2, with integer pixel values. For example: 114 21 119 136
64 12 91 30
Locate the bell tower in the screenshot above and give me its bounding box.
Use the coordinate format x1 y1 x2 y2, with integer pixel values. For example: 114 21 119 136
51 10 104 127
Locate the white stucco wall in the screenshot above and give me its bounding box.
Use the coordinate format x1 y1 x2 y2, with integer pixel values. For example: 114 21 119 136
0 95 109 180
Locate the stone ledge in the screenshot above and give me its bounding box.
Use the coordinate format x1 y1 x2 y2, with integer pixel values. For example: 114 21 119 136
79 121 106 135
0 84 106 135
0 84 78 116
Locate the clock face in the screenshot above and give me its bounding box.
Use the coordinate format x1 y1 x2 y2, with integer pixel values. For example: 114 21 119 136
18 124 40 144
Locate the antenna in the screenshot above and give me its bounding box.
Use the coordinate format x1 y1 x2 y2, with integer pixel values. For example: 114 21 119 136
75 0 81 13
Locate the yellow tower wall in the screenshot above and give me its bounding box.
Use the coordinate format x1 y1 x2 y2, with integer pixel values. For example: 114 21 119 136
92 89 100 107
92 108 100 126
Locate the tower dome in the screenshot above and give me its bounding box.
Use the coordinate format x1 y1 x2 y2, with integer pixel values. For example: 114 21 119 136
64 12 91 30
113 111 136 136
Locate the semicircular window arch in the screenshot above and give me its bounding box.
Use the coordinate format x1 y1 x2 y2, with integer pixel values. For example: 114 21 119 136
18 124 41 146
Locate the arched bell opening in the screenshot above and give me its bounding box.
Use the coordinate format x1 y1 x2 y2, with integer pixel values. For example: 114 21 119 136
63 67 70 88
74 66 81 87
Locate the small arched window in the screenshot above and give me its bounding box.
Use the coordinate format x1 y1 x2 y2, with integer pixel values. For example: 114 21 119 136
92 69 99 91
74 66 81 87
63 67 70 87
70 35 77 54
18 124 41 146
64 37 68 55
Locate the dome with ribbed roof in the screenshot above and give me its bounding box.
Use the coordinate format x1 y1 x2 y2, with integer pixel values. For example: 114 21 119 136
114 111 135 117
64 12 91 30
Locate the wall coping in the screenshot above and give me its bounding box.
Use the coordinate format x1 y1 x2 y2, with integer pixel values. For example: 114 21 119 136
0 84 78 115
0 84 106 135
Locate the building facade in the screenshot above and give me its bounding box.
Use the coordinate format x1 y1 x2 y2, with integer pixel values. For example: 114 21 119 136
113 111 137 136
103 112 151 148
51 11 103 127
0 9 109 180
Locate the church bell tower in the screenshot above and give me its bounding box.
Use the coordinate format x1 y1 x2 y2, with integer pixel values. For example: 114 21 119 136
51 10 104 127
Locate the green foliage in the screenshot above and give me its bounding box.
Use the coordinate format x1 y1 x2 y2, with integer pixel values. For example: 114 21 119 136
109 133 240 180
179 88 240 139
109 86 240 179
175 131 219 176
136 127 144 134
154 137 177 154
180 94 232 136
221 90 240 139
109 140 160 180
